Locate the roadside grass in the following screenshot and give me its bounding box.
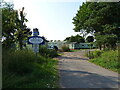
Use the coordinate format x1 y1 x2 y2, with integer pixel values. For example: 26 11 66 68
70 49 81 52
57 52 64 56
2 49 59 88
89 50 120 73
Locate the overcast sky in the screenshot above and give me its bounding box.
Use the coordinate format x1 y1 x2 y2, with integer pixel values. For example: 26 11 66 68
4 0 86 40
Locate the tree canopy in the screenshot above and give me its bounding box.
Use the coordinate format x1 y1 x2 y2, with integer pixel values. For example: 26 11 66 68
72 2 120 50
86 36 94 42
2 2 32 49
64 34 85 43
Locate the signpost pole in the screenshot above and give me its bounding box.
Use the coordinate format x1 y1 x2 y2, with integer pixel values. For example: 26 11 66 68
28 28 44 59
33 28 39 56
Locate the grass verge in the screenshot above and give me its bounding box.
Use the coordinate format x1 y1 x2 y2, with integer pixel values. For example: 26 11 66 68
2 49 59 88
89 50 120 73
70 49 88 52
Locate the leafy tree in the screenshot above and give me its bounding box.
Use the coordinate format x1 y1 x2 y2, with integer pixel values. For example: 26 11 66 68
72 2 120 50
15 7 32 50
2 2 17 48
64 37 70 41
2 2 32 49
95 34 117 50
64 34 85 43
86 36 94 42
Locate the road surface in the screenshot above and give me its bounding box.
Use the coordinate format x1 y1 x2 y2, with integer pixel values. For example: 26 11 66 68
58 50 119 88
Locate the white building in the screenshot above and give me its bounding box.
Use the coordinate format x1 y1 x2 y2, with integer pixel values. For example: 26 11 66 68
69 42 96 49
47 40 68 49
47 40 96 49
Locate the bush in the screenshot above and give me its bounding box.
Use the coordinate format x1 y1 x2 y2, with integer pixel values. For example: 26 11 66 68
93 50 103 58
86 50 103 59
39 45 58 58
61 45 70 52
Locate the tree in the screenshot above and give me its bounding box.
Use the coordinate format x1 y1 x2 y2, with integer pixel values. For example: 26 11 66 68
64 34 85 43
95 34 117 50
86 36 94 42
2 2 17 48
15 7 32 50
2 2 32 49
64 37 70 41
72 2 120 50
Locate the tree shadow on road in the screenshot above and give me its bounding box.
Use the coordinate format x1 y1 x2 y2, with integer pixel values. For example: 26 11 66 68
59 56 89 61
59 70 119 89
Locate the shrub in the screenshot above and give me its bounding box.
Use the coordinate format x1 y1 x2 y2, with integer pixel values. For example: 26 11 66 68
39 45 58 58
61 45 70 52
92 50 103 58
86 50 103 59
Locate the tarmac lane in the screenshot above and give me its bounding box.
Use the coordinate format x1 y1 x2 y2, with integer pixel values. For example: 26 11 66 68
58 50 119 88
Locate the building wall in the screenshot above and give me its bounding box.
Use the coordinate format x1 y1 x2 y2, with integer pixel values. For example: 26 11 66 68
47 41 68 49
69 43 96 49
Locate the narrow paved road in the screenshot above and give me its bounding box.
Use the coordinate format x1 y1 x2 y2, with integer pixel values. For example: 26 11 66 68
58 50 119 88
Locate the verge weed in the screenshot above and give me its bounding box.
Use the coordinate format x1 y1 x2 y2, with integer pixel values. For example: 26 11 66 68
89 50 119 73
2 49 59 88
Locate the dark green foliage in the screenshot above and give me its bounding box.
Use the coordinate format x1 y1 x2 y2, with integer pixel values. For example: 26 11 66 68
61 45 70 52
86 36 94 42
95 34 117 50
39 45 58 58
72 2 120 50
64 37 70 41
64 34 85 43
14 7 32 50
2 2 32 49
2 3 18 48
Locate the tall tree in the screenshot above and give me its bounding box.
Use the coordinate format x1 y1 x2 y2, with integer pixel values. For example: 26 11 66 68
64 34 85 43
64 37 71 41
2 2 32 49
15 7 32 50
72 2 120 50
2 2 17 48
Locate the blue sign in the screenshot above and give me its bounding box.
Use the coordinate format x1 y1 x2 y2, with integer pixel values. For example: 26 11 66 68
28 36 44 45
33 32 39 36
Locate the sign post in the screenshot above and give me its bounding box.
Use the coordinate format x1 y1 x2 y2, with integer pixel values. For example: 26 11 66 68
28 28 44 55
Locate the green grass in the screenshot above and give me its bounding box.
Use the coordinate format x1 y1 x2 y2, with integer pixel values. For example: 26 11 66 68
2 49 59 88
70 49 81 52
70 49 88 52
89 50 119 73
